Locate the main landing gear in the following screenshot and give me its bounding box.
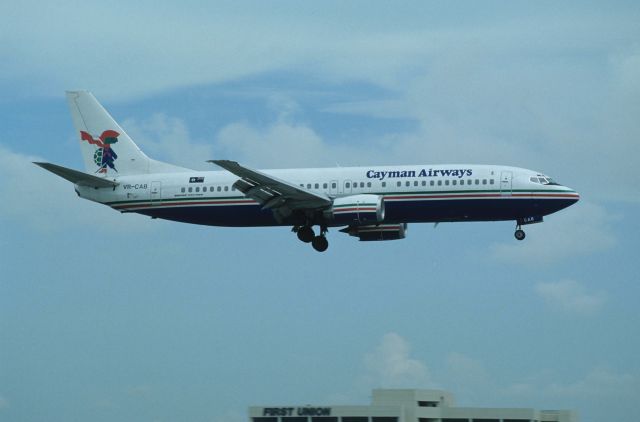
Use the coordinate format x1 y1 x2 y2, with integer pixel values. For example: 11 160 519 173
293 225 329 252
296 225 315 243
514 225 526 241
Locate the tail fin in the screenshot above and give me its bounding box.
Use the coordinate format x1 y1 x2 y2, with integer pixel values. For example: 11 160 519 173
66 91 189 176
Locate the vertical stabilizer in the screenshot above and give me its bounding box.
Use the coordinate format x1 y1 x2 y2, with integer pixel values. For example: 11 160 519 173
66 91 188 176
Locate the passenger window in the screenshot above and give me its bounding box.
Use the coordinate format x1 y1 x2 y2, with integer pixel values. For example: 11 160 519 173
360 182 365 188
490 179 494 185
307 184 312 189
224 186 229 191
430 180 434 186
332 182 337 188
482 179 487 185
459 180 464 185
345 182 350 188
437 180 442 186
367 182 371 188
405 181 410 187
181 187 185 193
382 182 386 188
314 183 319 189
195 187 200 192
445 180 450 186
323 183 328 189
188 187 193 193
452 180 457 186
475 179 479 185
422 181 426 186
397 181 401 187
414 181 418 187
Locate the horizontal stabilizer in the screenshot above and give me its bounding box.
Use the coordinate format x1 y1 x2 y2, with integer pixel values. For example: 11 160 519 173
34 162 118 188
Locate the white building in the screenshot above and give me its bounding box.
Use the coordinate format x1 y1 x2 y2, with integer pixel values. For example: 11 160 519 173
248 389 576 422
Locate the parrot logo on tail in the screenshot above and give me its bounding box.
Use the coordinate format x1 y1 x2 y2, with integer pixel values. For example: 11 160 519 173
80 130 120 173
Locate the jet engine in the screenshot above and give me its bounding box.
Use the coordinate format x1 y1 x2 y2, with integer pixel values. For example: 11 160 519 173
324 194 385 226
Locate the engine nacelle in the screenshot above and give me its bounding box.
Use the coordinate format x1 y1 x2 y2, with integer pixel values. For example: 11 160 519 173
341 223 408 241
324 194 385 226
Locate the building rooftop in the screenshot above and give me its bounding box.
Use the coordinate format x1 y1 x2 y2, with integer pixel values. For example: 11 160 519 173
248 389 577 422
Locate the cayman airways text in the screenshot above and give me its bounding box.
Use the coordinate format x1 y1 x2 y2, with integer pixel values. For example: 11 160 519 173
366 168 473 181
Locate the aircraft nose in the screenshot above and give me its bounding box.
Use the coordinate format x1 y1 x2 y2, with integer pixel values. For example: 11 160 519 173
565 186 580 203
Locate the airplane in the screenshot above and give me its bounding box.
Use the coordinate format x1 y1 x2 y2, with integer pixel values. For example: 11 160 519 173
35 91 580 252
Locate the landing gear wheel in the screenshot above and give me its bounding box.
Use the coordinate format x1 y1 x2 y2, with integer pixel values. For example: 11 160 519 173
297 226 315 243
514 229 526 241
311 235 329 252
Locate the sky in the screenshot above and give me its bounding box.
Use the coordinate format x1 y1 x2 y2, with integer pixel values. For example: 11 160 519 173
1 1 639 421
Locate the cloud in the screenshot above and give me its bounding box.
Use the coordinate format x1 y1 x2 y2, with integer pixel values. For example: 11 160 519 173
0 143 155 233
3 3 634 102
361 332 433 389
214 93 388 168
535 280 606 315
1 3 304 100
489 201 616 264
216 120 329 168
122 114 213 170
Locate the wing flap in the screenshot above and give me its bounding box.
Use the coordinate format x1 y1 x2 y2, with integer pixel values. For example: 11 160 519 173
210 160 331 211
34 162 118 188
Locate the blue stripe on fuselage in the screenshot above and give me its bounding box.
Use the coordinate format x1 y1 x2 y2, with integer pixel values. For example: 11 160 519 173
131 197 578 227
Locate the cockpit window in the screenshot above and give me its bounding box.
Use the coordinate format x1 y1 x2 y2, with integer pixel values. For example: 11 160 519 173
530 175 560 185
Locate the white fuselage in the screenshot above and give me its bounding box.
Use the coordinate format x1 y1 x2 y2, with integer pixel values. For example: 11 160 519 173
77 164 579 228
39 91 580 250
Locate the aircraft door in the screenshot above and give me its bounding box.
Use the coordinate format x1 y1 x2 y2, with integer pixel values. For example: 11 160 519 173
330 180 338 196
500 171 512 196
151 181 162 205
343 180 352 194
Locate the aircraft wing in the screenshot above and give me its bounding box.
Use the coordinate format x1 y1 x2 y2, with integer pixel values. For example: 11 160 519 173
34 162 119 188
209 160 331 219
